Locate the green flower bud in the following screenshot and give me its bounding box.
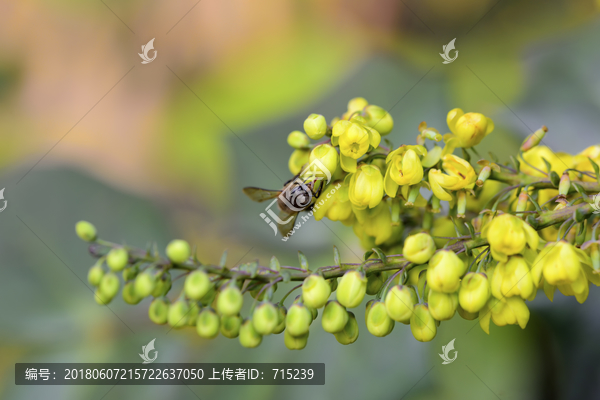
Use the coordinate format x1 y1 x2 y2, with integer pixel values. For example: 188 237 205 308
336 270 367 308
304 113 328 140
347 97 368 113
287 130 310 149
122 264 139 282
293 295 318 320
148 298 170 325
220 315 242 338
196 308 220 339
366 301 394 337
305 144 338 178
366 272 384 295
384 285 415 324
458 272 490 313
457 303 478 320
403 233 436 264
166 239 191 264
284 329 309 350
302 274 331 309
122 281 141 305
99 272 120 300
186 301 200 326
285 304 313 337
428 290 458 321
217 285 243 316
427 250 466 293
87 264 104 287
321 300 348 333
75 221 97 242
273 305 287 334
167 300 190 329
152 273 172 297
106 248 129 272
134 271 156 298
334 311 359 345
288 149 310 175
252 302 279 335
410 304 437 342
239 319 262 348
184 270 211 300
94 288 112 305
365 105 394 135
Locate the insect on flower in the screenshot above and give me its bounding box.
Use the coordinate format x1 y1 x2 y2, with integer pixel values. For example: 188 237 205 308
243 171 326 236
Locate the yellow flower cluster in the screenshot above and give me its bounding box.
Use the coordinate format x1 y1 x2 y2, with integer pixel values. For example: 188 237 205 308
82 98 600 350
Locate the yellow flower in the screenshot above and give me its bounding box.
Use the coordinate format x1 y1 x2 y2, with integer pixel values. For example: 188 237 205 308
444 108 494 148
303 113 328 140
384 145 426 197
332 116 381 173
428 154 476 201
366 301 394 337
348 164 384 209
313 182 353 224
572 145 600 182
481 213 539 262
479 296 530 334
352 202 392 245
490 255 535 300
531 241 590 289
384 285 415 324
519 145 572 177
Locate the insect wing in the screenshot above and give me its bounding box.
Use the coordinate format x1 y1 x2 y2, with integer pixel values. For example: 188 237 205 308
242 187 281 202
277 209 299 237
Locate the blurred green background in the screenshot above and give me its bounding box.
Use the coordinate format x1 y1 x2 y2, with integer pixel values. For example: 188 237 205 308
1 0 600 399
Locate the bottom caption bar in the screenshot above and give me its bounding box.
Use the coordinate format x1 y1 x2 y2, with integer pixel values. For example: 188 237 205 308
15 363 325 385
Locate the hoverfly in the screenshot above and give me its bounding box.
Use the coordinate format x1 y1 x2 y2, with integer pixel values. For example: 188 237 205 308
243 172 325 236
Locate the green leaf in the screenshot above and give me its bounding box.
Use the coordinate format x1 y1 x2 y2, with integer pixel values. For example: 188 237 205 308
572 182 589 200
363 250 374 261
270 256 281 272
279 270 291 283
245 261 258 278
298 251 309 272
333 246 341 268
371 248 387 265
219 250 228 268
510 155 521 172
589 157 600 185
464 221 476 239
540 157 552 174
549 171 560 187
488 152 499 163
